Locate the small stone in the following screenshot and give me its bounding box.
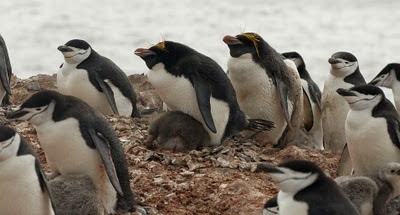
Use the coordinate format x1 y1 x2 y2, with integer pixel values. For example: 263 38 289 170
153 177 164 184
219 184 228 189
26 82 41 91
177 182 189 190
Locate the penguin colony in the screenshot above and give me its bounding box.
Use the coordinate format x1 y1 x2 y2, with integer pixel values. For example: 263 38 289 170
1 29 400 215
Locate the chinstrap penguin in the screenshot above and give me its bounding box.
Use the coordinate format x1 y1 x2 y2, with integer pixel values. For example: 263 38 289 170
369 63 400 112
263 195 279 215
0 35 12 106
57 39 141 117
256 160 359 215
0 125 56 215
223 33 303 148
337 85 400 175
135 40 274 146
322 52 366 152
282 51 323 149
335 162 400 215
7 90 143 214
145 111 210 152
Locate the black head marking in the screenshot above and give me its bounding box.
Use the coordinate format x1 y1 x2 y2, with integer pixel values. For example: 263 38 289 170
224 32 267 58
20 90 60 109
349 85 385 97
331 52 358 62
0 125 16 142
282 51 306 71
264 196 278 208
65 39 91 50
278 160 324 175
370 63 400 85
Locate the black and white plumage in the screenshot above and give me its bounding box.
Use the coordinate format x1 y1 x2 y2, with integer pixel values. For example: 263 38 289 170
369 63 400 112
322 52 366 152
337 85 400 175
0 35 12 106
7 90 140 214
282 51 323 149
223 33 303 148
57 39 140 117
135 41 274 146
256 160 359 215
263 196 279 215
0 125 56 215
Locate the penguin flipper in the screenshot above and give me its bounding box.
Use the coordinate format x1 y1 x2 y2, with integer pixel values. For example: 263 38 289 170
93 73 119 115
387 118 400 150
308 82 322 109
35 159 58 214
0 50 11 96
87 129 123 195
276 78 291 128
191 73 217 133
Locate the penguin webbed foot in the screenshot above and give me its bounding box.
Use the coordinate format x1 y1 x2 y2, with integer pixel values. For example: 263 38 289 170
132 201 155 215
245 119 275 131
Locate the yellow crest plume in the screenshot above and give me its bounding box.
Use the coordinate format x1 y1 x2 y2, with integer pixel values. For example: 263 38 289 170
240 33 260 57
155 34 166 50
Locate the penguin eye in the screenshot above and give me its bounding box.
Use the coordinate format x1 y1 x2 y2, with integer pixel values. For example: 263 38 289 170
391 170 395 173
35 108 42 111
345 62 349 64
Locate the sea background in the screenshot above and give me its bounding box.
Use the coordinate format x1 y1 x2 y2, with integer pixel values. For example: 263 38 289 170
1 0 399 97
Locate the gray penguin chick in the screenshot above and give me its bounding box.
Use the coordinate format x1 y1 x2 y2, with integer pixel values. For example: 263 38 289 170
49 174 104 215
145 111 210 152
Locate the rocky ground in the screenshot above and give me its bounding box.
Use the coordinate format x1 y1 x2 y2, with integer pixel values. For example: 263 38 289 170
2 74 341 215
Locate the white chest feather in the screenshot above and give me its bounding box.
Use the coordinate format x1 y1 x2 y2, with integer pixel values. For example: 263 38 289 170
345 110 400 174
0 155 54 215
57 63 132 116
148 63 229 145
227 55 291 143
35 117 117 212
278 191 308 215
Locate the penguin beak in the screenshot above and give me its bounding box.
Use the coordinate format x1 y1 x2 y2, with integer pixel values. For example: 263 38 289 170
328 57 341 64
256 163 284 174
57 45 73 52
223 35 243 45
336 88 357 97
134 48 156 58
6 109 29 120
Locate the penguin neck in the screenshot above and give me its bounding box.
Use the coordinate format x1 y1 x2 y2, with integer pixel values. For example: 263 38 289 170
391 82 400 111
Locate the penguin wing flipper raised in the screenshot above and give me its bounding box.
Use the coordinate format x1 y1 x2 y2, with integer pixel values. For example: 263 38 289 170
92 72 119 115
35 159 58 214
190 73 217 133
87 129 123 195
0 49 11 95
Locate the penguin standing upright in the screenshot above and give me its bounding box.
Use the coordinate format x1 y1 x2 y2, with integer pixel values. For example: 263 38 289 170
135 41 274 146
322 52 366 152
7 90 142 214
57 39 140 117
0 35 12 106
337 85 400 175
282 51 323 149
223 33 303 148
369 63 400 111
256 160 359 215
0 125 56 215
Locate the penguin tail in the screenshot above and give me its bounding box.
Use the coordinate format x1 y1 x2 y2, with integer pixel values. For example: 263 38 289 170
245 119 275 131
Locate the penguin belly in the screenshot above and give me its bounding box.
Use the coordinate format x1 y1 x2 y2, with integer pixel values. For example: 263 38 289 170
278 191 308 215
0 156 54 215
346 110 400 175
227 56 289 145
35 118 117 213
321 76 353 151
57 64 131 116
148 63 230 146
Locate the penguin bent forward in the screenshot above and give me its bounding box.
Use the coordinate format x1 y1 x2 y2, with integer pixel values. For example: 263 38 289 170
256 160 359 215
322 52 366 152
0 125 56 215
369 63 400 112
282 51 323 149
337 85 400 175
57 39 140 117
0 35 12 106
135 40 274 146
223 33 303 148
7 90 141 214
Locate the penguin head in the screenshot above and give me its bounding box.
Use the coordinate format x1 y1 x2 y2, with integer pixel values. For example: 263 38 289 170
223 32 267 58
256 160 322 193
58 39 92 64
282 52 305 71
263 196 279 214
7 90 59 125
135 41 195 70
328 52 359 77
379 162 400 190
369 63 400 88
0 126 21 161
336 85 384 110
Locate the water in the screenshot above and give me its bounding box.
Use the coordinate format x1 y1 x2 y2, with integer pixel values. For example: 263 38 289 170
1 0 399 90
